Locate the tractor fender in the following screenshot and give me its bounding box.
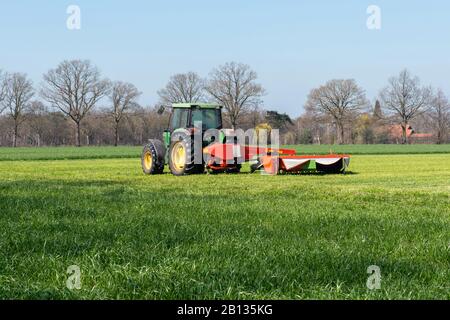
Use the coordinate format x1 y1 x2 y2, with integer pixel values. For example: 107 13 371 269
171 128 192 142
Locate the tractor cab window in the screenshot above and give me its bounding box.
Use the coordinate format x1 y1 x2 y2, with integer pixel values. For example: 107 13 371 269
191 108 221 130
169 108 190 131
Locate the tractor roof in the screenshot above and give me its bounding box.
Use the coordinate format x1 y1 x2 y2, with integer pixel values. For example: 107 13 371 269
172 103 222 109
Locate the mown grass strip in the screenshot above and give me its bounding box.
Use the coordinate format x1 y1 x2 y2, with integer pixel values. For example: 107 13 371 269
0 144 449 162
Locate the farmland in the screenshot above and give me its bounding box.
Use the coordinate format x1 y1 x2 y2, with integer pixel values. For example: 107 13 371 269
0 145 449 299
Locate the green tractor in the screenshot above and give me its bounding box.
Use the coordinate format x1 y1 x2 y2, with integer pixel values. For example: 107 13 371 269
141 103 352 176
141 103 236 176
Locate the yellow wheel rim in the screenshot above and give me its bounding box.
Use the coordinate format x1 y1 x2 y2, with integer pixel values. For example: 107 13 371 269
171 142 186 170
144 151 153 170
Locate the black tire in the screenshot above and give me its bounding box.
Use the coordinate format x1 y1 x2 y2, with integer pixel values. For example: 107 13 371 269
141 139 166 175
169 133 204 176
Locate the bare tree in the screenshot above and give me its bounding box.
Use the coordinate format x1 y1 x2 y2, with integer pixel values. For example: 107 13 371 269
28 100 50 147
206 62 265 129
430 89 450 144
41 60 110 146
305 79 368 144
243 106 265 129
0 70 7 114
380 69 432 144
108 81 141 146
158 72 205 105
3 73 34 147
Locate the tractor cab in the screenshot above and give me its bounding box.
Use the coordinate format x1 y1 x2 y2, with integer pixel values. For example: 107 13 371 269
162 103 224 159
167 103 223 132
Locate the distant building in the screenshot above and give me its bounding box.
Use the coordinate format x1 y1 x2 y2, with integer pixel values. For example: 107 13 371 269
387 124 433 144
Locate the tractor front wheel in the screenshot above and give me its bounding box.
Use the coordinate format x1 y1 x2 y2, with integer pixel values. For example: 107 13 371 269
141 140 165 175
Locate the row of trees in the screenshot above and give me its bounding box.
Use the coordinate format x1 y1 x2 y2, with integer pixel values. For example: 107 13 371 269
157 63 265 129
0 60 449 147
0 62 142 147
148 67 450 145
0 61 265 147
305 70 450 143
305 70 450 144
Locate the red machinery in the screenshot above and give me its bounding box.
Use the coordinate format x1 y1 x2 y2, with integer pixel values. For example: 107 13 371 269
203 143 350 174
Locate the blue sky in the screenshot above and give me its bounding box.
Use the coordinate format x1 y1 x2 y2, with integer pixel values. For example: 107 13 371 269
1 0 450 116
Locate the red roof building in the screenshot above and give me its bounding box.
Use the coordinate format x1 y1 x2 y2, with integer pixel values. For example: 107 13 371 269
387 124 433 143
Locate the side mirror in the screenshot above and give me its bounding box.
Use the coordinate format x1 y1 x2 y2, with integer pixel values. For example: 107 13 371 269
157 105 166 115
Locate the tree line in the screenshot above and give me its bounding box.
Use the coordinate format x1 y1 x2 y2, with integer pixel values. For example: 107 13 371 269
0 60 449 147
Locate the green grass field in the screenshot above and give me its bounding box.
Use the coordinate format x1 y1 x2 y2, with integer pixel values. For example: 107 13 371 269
0 145 449 299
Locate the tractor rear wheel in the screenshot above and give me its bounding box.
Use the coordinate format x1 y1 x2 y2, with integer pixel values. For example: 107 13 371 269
169 134 204 176
141 140 165 175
